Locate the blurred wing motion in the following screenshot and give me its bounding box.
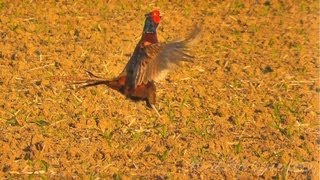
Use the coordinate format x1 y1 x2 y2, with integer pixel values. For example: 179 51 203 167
126 26 201 88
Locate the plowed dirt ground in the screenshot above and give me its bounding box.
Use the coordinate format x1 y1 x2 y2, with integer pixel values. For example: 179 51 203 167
0 0 319 179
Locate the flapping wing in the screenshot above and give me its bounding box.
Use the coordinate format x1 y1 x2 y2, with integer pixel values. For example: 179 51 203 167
128 27 200 88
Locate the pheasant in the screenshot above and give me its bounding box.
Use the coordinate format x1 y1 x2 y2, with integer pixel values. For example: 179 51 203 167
63 9 200 116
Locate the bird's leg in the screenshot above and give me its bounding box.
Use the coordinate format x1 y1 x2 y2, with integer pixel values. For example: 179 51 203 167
146 99 160 117
151 104 160 117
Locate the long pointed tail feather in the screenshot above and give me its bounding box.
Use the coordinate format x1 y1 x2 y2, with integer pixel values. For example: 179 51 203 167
51 71 110 88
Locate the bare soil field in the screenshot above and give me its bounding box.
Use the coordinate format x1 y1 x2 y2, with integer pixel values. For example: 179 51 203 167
0 0 319 179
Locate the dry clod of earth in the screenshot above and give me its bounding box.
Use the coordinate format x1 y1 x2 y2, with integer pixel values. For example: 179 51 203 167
0 0 319 179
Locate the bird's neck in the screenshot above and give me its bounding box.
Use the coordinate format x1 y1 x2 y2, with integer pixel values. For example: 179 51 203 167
140 33 158 47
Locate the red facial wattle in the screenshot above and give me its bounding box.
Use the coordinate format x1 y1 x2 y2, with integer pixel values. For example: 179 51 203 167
150 10 161 24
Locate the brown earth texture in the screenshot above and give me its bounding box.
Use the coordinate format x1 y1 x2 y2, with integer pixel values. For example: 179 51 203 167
0 0 319 179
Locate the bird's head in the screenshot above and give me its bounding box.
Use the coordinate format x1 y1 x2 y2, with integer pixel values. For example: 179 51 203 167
143 9 161 33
